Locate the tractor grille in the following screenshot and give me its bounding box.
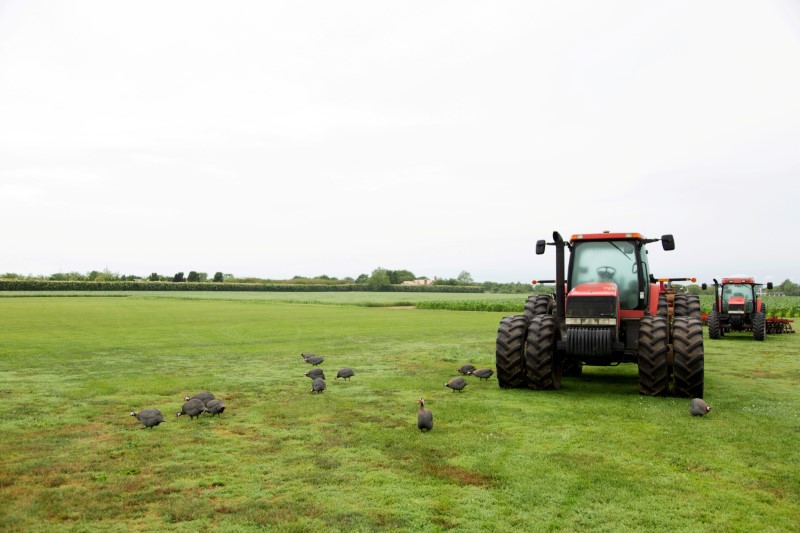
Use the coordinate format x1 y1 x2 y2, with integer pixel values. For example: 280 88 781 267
728 303 745 314
566 296 616 319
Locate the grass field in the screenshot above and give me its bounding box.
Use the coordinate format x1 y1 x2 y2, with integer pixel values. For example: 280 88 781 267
1 294 798 531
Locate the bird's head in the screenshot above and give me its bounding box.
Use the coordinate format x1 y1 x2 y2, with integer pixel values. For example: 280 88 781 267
130 411 136 417
176 411 183 417
706 405 712 412
183 396 190 402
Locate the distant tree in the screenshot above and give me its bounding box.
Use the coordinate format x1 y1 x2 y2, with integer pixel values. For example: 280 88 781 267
355 273 369 284
1 273 23 279
149 273 159 282
49 272 85 281
387 269 416 284
173 272 185 283
456 271 474 284
368 268 391 290
213 272 224 283
187 271 201 282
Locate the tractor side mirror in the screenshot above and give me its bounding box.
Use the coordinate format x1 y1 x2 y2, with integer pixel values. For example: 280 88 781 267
701 283 707 291
535 240 546 255
661 234 675 251
767 282 774 290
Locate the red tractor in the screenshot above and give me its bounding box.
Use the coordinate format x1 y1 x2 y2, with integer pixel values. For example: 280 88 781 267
706 277 773 340
496 231 704 398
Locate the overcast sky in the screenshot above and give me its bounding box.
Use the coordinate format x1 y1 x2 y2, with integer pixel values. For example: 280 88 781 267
1 1 799 284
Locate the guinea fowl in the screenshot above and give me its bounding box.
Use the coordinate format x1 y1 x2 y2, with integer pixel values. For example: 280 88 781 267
417 398 433 431
185 391 215 405
304 355 325 366
336 368 355 380
131 408 165 428
311 377 326 393
206 399 225 417
689 398 711 416
444 376 468 392
457 364 476 375
304 368 325 380
177 398 208 419
468 368 495 380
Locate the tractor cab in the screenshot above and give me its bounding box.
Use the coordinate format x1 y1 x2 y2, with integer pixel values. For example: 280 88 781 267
720 279 756 314
568 233 653 312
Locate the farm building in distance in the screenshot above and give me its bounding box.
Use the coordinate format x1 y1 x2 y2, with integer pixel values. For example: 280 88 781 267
401 277 436 286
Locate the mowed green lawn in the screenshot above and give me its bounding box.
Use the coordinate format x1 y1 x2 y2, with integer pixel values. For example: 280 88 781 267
1 295 798 531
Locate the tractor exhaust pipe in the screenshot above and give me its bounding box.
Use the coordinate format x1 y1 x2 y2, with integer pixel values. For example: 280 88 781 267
553 231 566 323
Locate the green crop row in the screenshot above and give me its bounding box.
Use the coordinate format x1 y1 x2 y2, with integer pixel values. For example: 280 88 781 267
416 299 524 312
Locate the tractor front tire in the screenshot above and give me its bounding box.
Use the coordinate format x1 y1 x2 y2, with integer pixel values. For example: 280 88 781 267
496 315 528 388
638 315 670 396
524 294 554 324
672 317 704 398
753 312 766 341
525 315 562 390
674 294 701 318
707 309 721 339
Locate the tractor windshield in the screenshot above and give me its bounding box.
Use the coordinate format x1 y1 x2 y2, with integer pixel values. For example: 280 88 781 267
722 283 754 312
569 240 647 310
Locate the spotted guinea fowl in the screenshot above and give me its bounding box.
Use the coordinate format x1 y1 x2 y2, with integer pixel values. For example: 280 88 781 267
689 398 711 416
311 377 326 393
444 376 468 392
206 399 225 417
303 355 325 366
304 368 325 380
336 368 355 380
177 398 208 419
131 408 165 429
468 368 495 380
417 398 433 431
457 364 476 375
184 391 215 405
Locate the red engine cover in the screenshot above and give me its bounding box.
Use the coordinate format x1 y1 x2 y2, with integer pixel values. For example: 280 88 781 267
569 281 618 298
728 296 746 306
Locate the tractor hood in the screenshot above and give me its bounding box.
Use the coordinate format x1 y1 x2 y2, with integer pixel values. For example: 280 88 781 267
569 281 618 298
728 296 746 306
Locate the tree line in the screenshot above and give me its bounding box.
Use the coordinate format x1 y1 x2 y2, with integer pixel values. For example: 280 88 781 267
7 269 794 295
0 268 543 293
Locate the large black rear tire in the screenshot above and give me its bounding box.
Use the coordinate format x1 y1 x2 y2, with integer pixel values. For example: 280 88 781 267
496 315 527 388
753 312 766 341
707 309 721 339
524 294 554 324
672 317 704 398
638 315 670 396
525 315 562 390
674 294 701 318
